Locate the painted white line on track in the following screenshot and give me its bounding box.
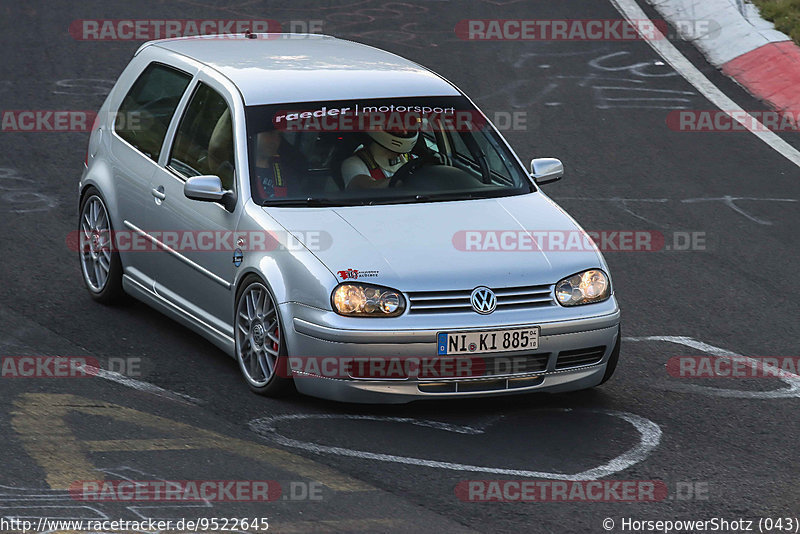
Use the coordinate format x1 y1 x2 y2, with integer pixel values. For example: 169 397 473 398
624 335 739 356
250 410 662 480
624 335 800 398
610 0 800 168
80 364 202 405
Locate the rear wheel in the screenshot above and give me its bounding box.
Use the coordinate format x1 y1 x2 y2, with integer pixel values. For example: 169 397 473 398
235 277 293 396
79 188 124 304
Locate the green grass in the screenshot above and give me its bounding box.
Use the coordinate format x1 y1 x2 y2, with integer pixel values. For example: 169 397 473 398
752 0 800 44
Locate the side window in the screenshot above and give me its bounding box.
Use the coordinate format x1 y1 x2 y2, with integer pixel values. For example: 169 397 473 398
169 83 235 190
114 63 191 161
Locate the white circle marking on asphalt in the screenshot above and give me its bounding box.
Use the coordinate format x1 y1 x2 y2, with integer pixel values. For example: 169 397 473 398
249 409 662 480
624 336 800 399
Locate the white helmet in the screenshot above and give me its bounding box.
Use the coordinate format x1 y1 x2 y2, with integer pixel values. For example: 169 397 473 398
368 128 418 154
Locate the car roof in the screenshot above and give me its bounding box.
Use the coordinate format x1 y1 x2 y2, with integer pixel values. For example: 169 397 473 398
146 34 462 106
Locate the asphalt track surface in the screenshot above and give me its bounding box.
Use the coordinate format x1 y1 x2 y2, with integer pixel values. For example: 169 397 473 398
0 1 799 533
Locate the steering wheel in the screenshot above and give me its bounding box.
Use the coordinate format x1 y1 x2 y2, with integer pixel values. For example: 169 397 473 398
388 153 438 188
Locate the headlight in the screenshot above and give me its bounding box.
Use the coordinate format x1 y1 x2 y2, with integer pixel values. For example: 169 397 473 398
332 283 406 317
555 269 610 306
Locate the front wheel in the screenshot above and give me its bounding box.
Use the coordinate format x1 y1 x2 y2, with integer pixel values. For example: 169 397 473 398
235 277 294 396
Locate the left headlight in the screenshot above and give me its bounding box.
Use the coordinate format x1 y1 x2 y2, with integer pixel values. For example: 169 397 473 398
555 269 611 306
332 283 406 317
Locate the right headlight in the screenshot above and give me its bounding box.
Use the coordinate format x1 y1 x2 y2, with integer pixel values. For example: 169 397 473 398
332 283 406 317
555 269 610 306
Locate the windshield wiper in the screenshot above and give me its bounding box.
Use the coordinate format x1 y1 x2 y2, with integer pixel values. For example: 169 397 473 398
346 192 502 205
358 195 438 205
261 197 356 207
406 191 496 203
262 191 509 208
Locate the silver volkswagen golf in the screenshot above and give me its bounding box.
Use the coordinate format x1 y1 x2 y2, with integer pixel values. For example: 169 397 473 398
79 33 621 403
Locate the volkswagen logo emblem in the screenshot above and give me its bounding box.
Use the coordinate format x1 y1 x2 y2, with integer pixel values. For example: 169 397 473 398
252 323 266 346
470 286 497 315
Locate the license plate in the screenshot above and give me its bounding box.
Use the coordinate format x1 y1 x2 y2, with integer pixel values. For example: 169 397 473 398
437 327 540 355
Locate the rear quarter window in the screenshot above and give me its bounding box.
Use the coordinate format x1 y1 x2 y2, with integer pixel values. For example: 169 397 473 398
114 63 191 161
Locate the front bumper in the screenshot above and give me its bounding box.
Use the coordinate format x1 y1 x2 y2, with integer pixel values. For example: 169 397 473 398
281 299 621 404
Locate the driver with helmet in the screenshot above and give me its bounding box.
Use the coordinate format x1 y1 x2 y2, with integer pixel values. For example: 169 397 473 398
341 127 418 189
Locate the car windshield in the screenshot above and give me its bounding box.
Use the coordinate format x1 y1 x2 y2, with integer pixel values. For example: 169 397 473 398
245 96 534 206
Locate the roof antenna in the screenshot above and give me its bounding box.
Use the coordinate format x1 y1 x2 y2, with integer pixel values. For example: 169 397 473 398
245 29 257 39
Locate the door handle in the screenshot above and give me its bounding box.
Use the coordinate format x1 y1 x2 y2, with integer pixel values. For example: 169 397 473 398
151 186 166 200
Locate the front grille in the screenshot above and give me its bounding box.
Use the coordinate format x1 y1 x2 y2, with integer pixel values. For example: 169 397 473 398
407 284 554 315
482 353 550 376
418 374 545 393
424 353 550 379
347 353 551 381
555 346 606 370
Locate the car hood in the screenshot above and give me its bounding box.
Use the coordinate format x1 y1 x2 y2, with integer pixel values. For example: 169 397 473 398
262 193 605 292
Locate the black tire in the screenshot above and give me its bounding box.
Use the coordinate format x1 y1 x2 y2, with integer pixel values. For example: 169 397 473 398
598 327 621 385
78 187 124 304
234 275 294 396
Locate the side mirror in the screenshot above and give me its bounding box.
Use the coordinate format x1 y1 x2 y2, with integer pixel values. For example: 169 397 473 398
184 175 236 211
530 158 564 185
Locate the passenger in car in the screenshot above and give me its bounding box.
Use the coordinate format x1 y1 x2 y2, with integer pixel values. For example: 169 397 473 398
207 108 235 190
253 130 306 199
